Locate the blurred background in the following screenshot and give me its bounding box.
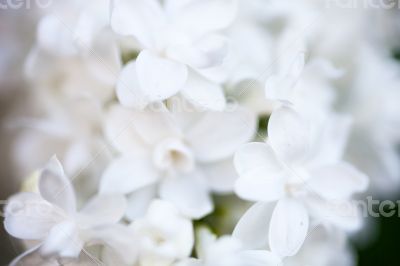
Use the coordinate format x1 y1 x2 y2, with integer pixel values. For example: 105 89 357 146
1 2 400 266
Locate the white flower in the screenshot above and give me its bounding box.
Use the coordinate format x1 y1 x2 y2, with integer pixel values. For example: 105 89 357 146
10 97 111 201
131 200 194 266
4 156 137 265
99 103 256 219
112 0 237 110
285 227 354 266
264 30 343 120
234 213 354 266
233 106 368 257
339 46 400 195
36 0 111 56
25 30 121 103
176 227 282 266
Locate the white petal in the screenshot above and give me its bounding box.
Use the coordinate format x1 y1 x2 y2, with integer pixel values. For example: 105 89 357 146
91 224 139 265
268 106 311 164
10 246 95 266
233 202 276 250
110 0 164 47
186 106 256 162
78 194 127 227
116 61 149 109
234 143 287 202
310 114 352 165
38 156 76 214
181 72 226 111
100 155 159 194
200 159 237 194
238 250 282 266
37 14 76 56
159 172 213 219
167 34 228 69
125 185 157 221
265 75 295 103
84 31 122 88
103 104 149 154
308 162 369 200
171 0 237 38
234 142 285 177
105 104 181 152
136 50 188 102
4 193 64 240
41 221 83 258
305 196 363 231
235 177 286 203
269 199 309 257
144 200 194 257
130 104 182 143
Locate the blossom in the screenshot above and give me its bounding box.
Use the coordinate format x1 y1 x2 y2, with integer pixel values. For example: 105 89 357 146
233 106 368 256
25 30 122 104
234 214 353 266
338 46 400 195
131 200 194 266
4 156 137 265
10 97 111 201
4 0 400 265
100 103 257 219
112 0 237 110
35 0 111 56
176 227 282 266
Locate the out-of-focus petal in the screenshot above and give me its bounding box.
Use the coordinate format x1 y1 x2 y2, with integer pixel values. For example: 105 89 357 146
91 224 139 265
186 106 256 162
237 250 282 266
78 194 127 227
159 173 213 219
234 143 287 202
125 185 157 221
40 221 83 258
4 193 64 240
136 50 188 102
116 61 150 109
305 196 363 231
170 0 237 38
200 159 237 194
167 35 228 69
268 106 311 164
181 72 226 111
103 104 149 154
100 155 159 195
110 0 164 47
308 162 369 200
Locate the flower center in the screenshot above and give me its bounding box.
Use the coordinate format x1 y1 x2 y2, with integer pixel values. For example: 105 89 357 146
153 138 195 174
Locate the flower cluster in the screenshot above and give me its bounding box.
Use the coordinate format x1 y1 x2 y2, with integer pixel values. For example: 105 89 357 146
3 0 400 265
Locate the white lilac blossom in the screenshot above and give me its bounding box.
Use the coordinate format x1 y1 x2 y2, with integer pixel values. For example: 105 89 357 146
100 103 256 219
112 0 237 110
10 97 111 202
233 218 354 266
131 200 194 266
3 0 400 265
339 46 400 195
233 106 368 256
25 30 121 103
176 227 281 266
35 0 111 56
4 157 137 265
